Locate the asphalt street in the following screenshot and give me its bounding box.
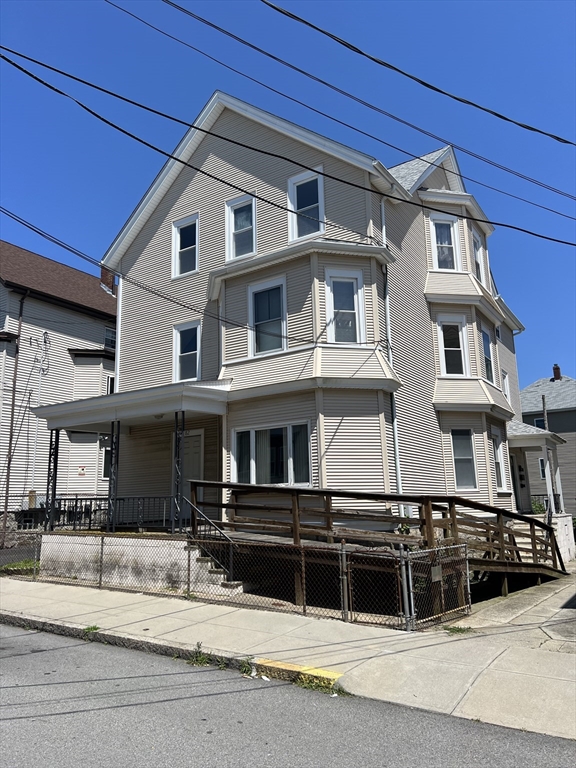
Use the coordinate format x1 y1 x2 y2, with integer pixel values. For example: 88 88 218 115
1 625 574 768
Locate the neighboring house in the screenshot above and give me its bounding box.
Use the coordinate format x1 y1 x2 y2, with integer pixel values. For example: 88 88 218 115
0 241 116 520
521 366 575 516
36 92 534 520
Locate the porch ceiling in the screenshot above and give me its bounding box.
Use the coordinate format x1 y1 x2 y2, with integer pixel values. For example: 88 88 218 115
33 380 230 433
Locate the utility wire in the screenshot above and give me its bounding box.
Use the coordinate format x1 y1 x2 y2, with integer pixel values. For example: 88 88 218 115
261 0 576 147
159 0 576 201
4 42 574 224
2 52 574 246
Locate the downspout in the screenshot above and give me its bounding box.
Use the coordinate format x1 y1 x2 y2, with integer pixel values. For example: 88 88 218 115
1 291 28 548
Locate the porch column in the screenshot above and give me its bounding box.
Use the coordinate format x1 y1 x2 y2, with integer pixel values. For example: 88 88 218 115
172 411 185 534
107 421 120 532
45 429 60 531
541 445 555 518
551 445 565 513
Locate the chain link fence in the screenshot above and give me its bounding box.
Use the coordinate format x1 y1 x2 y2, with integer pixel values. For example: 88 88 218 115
0 532 470 630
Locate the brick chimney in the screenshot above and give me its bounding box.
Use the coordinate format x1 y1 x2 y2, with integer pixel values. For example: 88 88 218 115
100 266 115 295
552 363 562 381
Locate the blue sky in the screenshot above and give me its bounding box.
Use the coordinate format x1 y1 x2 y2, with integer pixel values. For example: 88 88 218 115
1 0 574 387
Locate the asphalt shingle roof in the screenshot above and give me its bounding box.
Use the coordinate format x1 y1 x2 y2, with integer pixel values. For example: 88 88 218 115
520 375 576 414
0 241 116 318
388 147 449 192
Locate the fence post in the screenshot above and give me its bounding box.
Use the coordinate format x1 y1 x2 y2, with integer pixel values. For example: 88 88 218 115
421 498 435 547
291 492 301 546
33 532 40 581
229 542 235 583
190 483 198 538
301 548 307 616
449 499 458 541
398 545 412 632
98 535 105 589
325 494 333 544
340 540 349 622
187 545 191 596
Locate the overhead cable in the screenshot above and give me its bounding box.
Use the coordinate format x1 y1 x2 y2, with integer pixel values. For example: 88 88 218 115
2 53 574 246
159 0 576 201
261 0 576 147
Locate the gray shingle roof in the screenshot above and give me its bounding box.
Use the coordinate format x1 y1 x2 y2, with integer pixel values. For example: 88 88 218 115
520 375 576 414
507 420 550 437
388 147 449 192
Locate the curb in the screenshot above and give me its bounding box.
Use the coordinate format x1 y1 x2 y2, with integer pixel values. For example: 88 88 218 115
0 610 343 691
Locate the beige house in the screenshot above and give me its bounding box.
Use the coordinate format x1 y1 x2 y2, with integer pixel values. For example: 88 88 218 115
35 92 535 523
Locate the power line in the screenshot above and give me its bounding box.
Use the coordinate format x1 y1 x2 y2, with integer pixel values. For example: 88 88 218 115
5 39 573 225
3 52 574 246
159 0 576 201
261 0 576 147
22 8 575 225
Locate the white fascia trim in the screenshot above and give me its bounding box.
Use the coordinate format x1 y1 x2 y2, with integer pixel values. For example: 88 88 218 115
102 91 387 270
370 161 412 200
114 276 122 389
208 240 393 301
495 296 525 333
425 292 505 327
419 190 494 236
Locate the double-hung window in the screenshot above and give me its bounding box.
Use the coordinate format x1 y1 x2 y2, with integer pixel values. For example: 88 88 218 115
226 195 256 259
431 215 459 270
174 321 200 381
451 429 477 490
437 315 468 376
235 423 310 485
288 169 324 241
326 269 365 344
172 214 198 277
491 426 505 490
249 279 286 356
104 328 116 350
481 326 494 383
472 233 484 284
501 370 510 400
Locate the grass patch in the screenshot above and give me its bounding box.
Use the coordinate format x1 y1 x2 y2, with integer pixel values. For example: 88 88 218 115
444 625 473 635
0 559 38 575
83 625 100 634
187 642 211 667
239 657 253 676
294 674 348 695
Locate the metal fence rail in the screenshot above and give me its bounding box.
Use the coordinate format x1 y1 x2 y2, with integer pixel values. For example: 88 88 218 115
2 532 471 630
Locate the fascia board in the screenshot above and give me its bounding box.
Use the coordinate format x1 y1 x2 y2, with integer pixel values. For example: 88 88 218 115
207 240 394 300
370 161 412 200
508 432 566 447
407 147 452 194
102 91 385 270
418 190 494 236
495 296 525 332
424 292 505 326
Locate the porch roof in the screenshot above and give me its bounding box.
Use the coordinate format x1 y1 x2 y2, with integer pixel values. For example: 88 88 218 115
33 380 231 433
507 419 565 449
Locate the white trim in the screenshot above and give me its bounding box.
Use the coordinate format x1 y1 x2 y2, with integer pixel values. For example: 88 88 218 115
539 457 546 480
451 428 478 491
288 167 325 242
225 194 257 261
501 369 510 401
418 189 494 236
380 198 387 245
481 323 494 384
472 230 485 286
171 213 199 279
429 213 461 271
325 268 366 344
437 313 469 377
173 320 201 382
491 425 506 491
114 276 122 390
231 420 311 486
248 276 287 357
101 445 111 481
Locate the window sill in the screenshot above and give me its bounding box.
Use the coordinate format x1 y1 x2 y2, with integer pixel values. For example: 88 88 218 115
225 251 257 264
496 490 512 497
288 230 324 245
171 270 199 281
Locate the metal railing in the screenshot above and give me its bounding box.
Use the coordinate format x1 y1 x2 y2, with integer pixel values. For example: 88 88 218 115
183 497 235 580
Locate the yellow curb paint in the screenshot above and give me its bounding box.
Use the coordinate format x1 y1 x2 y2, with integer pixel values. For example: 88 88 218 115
255 657 342 683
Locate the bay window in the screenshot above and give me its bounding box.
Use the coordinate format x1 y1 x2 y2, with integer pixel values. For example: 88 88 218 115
249 279 286 355
437 314 468 376
482 326 494 383
326 269 365 344
431 215 460 270
288 169 324 240
451 429 477 490
491 426 505 490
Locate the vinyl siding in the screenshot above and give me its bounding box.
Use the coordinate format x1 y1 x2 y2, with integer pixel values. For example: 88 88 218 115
117 108 372 392
0 294 114 500
225 348 315 390
497 323 521 418
317 255 374 344
486 416 514 511
422 166 450 190
386 203 445 494
439 412 491 503
323 390 386 503
320 346 391 379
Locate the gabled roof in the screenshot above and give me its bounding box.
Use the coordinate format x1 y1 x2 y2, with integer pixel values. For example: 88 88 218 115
102 91 407 269
0 241 116 319
388 146 465 195
521 375 576 414
507 419 565 446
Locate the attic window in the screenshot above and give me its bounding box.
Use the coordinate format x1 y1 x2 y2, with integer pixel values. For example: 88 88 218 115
172 214 199 277
288 169 325 241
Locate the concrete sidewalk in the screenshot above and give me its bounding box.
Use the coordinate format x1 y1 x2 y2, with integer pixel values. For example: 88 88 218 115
1 573 575 740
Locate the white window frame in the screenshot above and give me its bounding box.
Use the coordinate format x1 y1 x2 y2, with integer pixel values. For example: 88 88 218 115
226 194 256 261
451 429 477 491
173 320 201 382
380 198 387 246
501 370 510 400
472 230 485 285
539 457 546 480
430 213 461 271
101 446 111 481
495 325 501 340
325 268 366 345
171 213 199 279
481 323 494 384
232 421 311 486
491 426 506 491
288 167 325 242
106 375 115 396
437 314 470 376
248 277 287 357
